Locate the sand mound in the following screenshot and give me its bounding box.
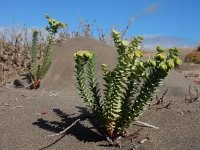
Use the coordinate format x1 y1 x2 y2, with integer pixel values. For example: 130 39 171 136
41 37 117 91
41 38 199 92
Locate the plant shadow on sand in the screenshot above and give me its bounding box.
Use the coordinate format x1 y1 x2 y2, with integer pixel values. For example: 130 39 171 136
33 107 105 150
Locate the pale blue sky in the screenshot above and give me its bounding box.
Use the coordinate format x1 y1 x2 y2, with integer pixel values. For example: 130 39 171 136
0 0 199 48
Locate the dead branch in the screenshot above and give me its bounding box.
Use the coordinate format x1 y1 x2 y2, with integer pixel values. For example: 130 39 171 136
156 101 172 111
49 92 60 97
134 120 160 129
121 16 135 38
125 128 143 141
138 134 150 144
115 128 143 148
24 82 33 89
48 118 80 137
154 89 168 105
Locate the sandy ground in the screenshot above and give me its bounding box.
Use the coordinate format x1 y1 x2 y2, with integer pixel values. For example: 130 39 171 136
1 37 200 150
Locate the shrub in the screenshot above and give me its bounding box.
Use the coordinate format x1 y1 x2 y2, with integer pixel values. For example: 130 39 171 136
74 30 182 141
29 14 66 89
197 46 200 52
185 47 200 64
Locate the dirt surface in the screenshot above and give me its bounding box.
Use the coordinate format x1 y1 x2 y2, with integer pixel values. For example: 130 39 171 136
1 37 200 150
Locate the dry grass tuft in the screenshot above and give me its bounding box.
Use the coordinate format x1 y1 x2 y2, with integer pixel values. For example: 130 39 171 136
185 46 200 64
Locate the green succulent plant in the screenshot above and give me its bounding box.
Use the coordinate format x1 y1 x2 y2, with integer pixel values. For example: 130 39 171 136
29 14 66 89
74 30 182 141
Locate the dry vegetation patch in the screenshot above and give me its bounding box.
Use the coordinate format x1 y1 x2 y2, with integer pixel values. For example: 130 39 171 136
0 26 49 86
185 46 200 64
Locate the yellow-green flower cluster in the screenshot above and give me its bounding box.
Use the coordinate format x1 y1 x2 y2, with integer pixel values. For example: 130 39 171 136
156 45 165 53
101 64 109 75
112 30 121 47
45 14 66 33
74 50 93 61
112 29 144 60
150 46 182 71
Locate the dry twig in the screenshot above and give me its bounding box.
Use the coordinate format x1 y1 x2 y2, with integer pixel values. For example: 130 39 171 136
154 89 168 105
138 134 150 144
156 101 172 111
24 82 33 89
134 120 159 129
48 118 81 137
114 128 143 148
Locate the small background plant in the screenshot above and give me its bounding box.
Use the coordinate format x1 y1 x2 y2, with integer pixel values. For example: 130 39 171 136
74 30 182 141
29 14 66 89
